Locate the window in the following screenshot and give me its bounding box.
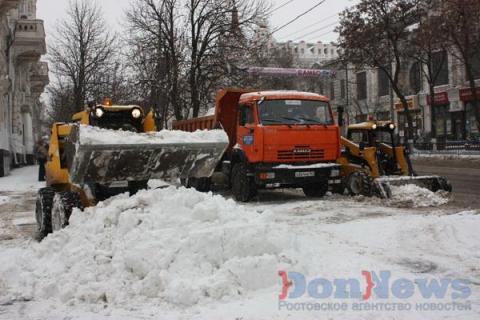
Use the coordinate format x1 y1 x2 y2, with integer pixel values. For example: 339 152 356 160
410 62 422 94
356 72 367 100
470 47 480 80
324 48 328 55
258 100 333 125
239 105 253 126
377 68 390 97
432 51 449 86
330 82 335 100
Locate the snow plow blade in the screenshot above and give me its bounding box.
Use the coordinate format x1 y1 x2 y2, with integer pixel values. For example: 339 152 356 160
64 126 228 185
373 176 452 199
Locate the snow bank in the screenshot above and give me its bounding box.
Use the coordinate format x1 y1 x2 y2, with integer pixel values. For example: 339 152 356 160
0 184 479 318
0 187 292 308
78 125 228 145
388 184 449 208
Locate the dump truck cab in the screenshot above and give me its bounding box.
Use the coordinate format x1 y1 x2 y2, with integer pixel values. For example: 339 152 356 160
174 89 342 202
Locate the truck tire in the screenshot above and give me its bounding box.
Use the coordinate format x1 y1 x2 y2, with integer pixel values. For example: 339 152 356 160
302 182 328 198
181 177 212 192
231 163 256 202
128 180 149 196
51 192 84 232
35 187 55 240
346 171 373 197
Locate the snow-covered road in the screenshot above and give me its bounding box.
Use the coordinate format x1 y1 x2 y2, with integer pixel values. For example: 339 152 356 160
0 166 478 319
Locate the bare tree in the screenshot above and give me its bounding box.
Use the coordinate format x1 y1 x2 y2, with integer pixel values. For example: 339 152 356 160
49 0 116 113
125 0 186 126
186 0 268 117
409 8 448 138
441 0 480 135
337 0 422 141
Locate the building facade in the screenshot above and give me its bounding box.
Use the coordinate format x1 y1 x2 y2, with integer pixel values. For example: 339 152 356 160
327 51 480 144
0 0 48 176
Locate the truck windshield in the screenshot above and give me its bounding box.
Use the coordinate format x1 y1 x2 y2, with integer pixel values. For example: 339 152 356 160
258 100 333 125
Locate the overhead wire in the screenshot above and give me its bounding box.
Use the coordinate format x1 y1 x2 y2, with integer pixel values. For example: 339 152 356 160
270 0 328 35
291 20 338 41
267 0 295 15
279 12 339 39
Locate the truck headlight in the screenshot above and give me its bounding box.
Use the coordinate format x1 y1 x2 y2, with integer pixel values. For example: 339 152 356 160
132 108 142 119
95 107 105 118
372 124 377 130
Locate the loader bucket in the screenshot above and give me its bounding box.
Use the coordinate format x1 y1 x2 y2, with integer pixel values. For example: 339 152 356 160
373 175 452 199
64 126 228 185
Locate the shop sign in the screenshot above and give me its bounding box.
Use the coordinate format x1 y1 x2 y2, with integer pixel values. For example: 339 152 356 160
459 87 480 102
394 98 418 111
427 92 449 105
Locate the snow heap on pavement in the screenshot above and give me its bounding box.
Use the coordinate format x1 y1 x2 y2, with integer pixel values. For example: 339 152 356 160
0 183 479 319
0 187 292 307
78 125 228 145
388 184 449 208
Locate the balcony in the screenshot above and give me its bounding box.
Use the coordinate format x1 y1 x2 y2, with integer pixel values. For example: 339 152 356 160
12 19 46 63
30 62 49 94
0 0 20 11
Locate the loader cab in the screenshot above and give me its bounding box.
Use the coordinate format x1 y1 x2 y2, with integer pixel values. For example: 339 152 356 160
73 98 157 133
347 121 396 149
346 121 403 176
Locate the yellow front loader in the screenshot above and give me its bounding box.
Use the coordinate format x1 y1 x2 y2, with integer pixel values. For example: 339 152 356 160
35 99 228 239
337 121 452 198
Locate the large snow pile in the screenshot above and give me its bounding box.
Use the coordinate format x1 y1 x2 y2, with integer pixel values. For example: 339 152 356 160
0 187 292 307
388 184 449 208
78 125 228 145
0 183 478 319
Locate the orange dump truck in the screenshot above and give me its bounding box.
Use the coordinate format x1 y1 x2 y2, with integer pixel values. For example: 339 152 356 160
173 89 341 202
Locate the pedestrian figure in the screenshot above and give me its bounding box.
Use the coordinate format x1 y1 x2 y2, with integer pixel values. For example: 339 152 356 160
35 140 48 182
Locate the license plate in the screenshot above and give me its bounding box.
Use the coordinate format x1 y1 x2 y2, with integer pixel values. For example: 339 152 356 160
295 171 315 178
109 181 129 188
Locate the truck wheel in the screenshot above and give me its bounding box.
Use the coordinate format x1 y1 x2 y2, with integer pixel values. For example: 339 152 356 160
51 192 84 232
302 182 328 198
231 163 256 202
346 172 373 196
182 177 212 192
35 187 55 240
128 180 149 196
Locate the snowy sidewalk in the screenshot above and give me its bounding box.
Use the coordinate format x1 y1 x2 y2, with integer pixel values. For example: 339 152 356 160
0 166 44 241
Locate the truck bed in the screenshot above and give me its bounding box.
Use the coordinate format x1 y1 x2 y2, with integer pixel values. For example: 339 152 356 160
172 115 215 132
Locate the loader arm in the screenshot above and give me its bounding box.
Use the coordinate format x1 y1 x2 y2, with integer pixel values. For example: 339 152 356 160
340 136 381 178
378 143 410 176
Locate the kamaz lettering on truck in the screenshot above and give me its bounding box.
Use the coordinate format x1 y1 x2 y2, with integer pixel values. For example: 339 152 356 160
173 89 341 202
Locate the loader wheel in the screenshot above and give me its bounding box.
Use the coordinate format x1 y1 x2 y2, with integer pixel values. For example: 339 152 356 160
346 172 373 197
51 192 84 232
231 163 256 202
303 181 329 198
35 187 55 240
128 180 149 196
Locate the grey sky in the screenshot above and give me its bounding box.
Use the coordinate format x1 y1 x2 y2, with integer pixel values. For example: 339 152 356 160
37 0 358 43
